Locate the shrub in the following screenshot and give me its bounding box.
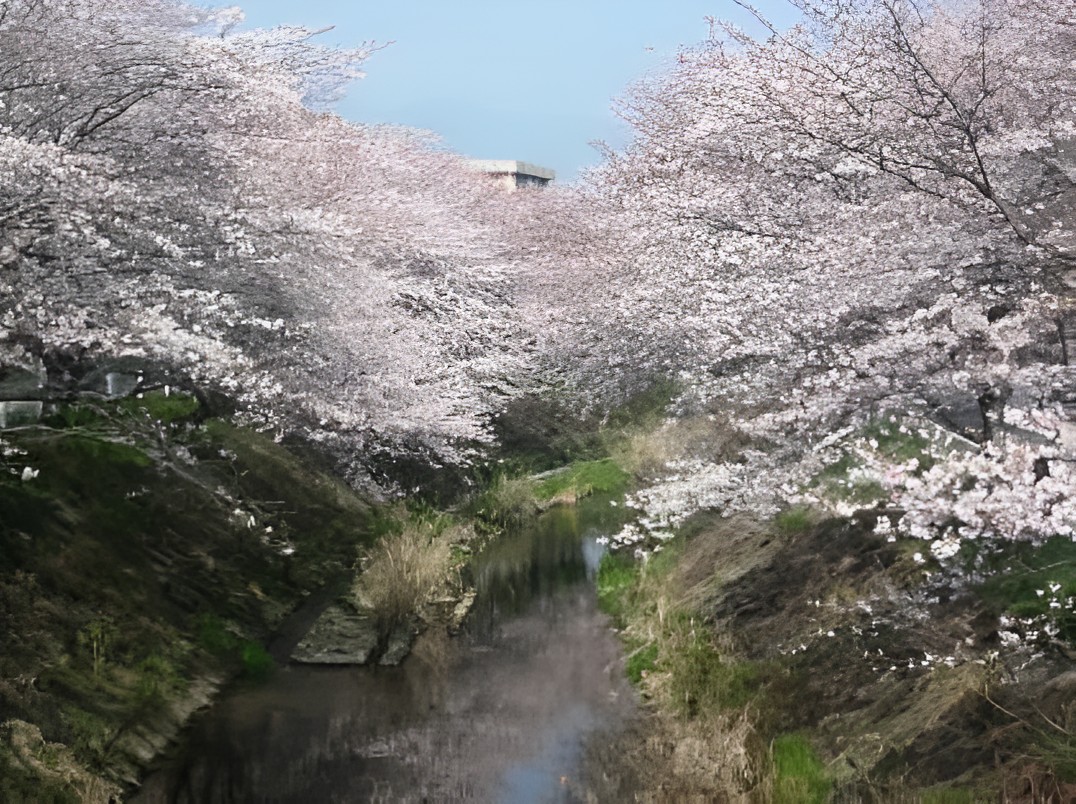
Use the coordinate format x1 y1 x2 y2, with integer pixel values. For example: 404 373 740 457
194 613 237 656
135 653 183 703
666 627 760 718
119 390 200 423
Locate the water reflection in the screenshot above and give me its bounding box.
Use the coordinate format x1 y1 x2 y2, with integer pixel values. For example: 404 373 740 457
135 495 635 803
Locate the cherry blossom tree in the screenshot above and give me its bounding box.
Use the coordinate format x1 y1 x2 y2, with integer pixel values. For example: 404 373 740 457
0 0 535 478
541 0 1076 548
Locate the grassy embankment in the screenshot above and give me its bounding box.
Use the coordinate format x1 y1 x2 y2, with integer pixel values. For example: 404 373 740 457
0 391 373 801
593 415 1076 800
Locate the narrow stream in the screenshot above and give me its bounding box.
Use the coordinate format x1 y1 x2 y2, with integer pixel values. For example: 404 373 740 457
134 495 636 803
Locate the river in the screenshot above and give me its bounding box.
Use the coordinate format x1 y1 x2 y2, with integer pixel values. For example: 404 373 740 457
133 495 636 803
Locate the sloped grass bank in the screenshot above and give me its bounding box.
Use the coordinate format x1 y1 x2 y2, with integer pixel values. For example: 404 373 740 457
0 396 374 799
592 509 1076 800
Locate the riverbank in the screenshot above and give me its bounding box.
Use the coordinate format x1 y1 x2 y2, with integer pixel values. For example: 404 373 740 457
0 393 374 801
591 504 1076 800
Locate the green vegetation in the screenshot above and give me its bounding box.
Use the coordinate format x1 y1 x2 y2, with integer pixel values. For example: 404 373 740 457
239 642 273 680
135 654 185 703
535 458 630 501
193 614 273 679
195 613 239 656
775 506 815 536
625 643 659 684
77 617 116 677
863 418 937 471
666 624 761 718
605 377 682 431
476 474 539 529
817 453 858 482
975 537 1076 644
56 432 153 469
596 553 638 625
119 390 200 423
0 401 375 790
488 378 678 478
0 768 77 803
1029 731 1076 783
41 404 109 431
812 451 888 508
840 479 887 505
474 456 631 533
597 539 765 719
62 706 113 764
771 734 831 804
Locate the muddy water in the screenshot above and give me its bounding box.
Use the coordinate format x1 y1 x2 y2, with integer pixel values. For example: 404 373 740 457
134 496 636 803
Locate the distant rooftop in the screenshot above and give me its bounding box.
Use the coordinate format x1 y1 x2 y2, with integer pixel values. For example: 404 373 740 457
467 160 555 190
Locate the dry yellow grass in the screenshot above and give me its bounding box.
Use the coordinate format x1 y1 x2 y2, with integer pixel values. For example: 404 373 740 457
354 522 453 633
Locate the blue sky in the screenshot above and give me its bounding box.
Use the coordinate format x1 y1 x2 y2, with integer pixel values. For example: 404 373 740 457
217 1 798 182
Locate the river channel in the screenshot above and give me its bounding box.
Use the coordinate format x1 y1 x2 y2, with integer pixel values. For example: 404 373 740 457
134 495 636 803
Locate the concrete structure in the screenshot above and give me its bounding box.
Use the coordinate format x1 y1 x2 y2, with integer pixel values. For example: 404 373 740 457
467 160 555 191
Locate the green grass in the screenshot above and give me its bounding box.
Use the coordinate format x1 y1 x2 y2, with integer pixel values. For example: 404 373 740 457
135 654 185 704
666 626 761 718
40 404 109 430
57 433 152 469
0 408 383 796
239 641 273 680
475 474 539 529
863 419 936 471
195 613 238 655
596 552 638 625
62 706 114 765
775 507 815 536
119 390 200 423
771 734 831 804
598 543 763 718
194 614 273 680
535 458 630 501
474 457 631 531
0 746 82 804
625 643 658 684
817 453 859 481
813 453 888 507
975 537 1076 644
843 479 887 504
